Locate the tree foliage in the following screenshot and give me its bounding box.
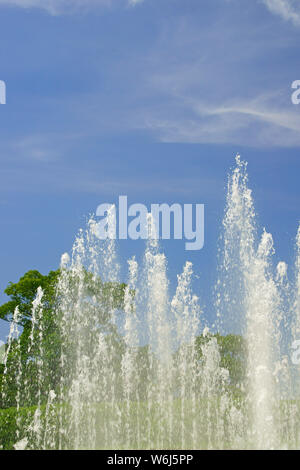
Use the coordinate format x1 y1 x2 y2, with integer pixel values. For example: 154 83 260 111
0 269 126 408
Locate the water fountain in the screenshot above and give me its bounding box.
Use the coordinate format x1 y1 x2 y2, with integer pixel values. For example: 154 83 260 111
1 155 300 450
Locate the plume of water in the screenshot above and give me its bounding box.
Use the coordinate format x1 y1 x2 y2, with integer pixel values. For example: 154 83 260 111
245 230 278 448
2 307 22 393
294 225 300 341
171 261 201 448
2 306 22 441
28 287 45 448
143 222 173 449
121 257 139 448
216 155 256 334
218 155 280 449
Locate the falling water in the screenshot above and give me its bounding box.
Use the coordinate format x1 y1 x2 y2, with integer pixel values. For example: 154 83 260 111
1 155 300 449
219 156 285 448
246 230 279 448
171 261 201 449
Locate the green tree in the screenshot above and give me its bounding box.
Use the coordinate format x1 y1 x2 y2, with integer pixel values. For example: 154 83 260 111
0 269 126 408
0 270 60 327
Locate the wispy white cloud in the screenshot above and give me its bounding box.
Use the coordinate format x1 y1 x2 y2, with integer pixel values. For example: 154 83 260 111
263 0 300 25
0 0 142 15
127 11 300 148
140 90 300 147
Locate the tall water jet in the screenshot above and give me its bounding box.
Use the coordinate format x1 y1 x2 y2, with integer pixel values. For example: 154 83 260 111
26 287 45 449
245 230 278 449
1 306 22 442
121 256 139 449
219 155 279 448
171 261 201 448
143 219 173 449
294 225 300 342
290 223 300 429
216 155 256 334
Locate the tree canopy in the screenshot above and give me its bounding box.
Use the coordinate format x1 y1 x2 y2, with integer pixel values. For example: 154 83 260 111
0 268 127 408
0 270 60 327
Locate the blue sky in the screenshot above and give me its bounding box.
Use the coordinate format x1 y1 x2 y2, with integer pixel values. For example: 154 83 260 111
0 0 300 341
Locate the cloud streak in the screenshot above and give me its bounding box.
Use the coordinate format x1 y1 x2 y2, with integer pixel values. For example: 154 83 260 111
0 0 142 15
141 91 300 147
263 0 300 25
